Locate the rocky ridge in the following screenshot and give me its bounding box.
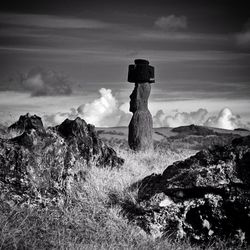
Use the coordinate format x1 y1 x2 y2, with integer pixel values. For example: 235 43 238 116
0 114 124 206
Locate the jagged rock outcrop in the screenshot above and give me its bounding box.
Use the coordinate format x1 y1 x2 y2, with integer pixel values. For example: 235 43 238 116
131 136 250 244
0 114 124 206
8 113 45 134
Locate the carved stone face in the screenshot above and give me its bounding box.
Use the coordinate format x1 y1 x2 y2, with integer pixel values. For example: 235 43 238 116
129 83 151 113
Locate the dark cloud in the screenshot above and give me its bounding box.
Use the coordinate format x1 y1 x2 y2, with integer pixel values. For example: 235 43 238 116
0 12 110 29
24 68 73 96
236 19 250 48
2 67 73 96
155 15 187 31
237 31 250 46
0 0 250 105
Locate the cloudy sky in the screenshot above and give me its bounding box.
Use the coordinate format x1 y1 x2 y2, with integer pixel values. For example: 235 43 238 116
0 0 250 129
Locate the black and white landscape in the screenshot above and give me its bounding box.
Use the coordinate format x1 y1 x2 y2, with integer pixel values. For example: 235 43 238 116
0 1 250 249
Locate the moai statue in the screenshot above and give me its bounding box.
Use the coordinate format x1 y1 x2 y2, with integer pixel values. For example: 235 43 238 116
127 59 155 151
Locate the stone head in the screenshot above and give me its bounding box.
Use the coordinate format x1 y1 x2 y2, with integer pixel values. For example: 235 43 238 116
129 83 151 113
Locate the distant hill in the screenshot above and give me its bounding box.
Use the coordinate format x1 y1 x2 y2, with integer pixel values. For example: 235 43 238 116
171 124 215 136
234 128 249 132
97 125 250 142
97 125 250 151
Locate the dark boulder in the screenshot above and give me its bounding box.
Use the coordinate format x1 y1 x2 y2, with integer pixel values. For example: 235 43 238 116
56 117 124 168
131 136 250 244
0 115 124 206
8 113 45 134
57 117 89 138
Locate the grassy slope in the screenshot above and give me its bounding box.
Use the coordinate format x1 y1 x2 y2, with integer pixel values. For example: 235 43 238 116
0 126 248 249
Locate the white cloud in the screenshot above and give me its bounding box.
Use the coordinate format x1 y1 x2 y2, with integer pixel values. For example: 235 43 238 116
44 88 131 127
42 88 247 130
153 108 208 128
77 88 123 126
155 15 187 31
204 107 244 130
153 107 245 130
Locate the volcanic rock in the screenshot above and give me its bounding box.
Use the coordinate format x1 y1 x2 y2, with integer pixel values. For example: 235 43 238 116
131 136 250 244
8 113 45 134
0 115 124 206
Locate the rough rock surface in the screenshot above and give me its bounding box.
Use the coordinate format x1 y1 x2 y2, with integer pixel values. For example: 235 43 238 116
8 113 45 134
131 136 250 244
0 114 124 206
